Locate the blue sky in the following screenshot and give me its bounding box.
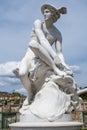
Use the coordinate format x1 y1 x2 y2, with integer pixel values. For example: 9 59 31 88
0 0 87 94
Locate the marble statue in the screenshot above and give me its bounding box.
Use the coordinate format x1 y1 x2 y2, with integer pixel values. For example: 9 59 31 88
13 4 83 122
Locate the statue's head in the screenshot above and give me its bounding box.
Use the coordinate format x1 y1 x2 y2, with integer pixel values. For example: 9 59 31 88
41 4 67 23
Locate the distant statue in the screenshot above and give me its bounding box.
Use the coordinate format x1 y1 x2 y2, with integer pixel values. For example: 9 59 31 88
13 4 82 121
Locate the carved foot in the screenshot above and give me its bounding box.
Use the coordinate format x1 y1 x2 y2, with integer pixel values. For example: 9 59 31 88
13 68 19 77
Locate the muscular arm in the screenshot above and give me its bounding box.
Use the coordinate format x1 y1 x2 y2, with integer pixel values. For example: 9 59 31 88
34 19 56 58
55 40 65 64
55 40 70 70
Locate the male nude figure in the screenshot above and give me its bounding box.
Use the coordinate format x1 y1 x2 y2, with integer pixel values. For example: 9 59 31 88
13 4 72 104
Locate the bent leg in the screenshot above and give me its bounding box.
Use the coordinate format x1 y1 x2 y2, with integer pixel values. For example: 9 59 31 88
29 40 66 76
19 48 35 76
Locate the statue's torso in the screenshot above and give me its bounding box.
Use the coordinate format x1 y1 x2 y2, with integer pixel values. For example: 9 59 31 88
31 20 62 45
42 23 56 45
42 22 62 45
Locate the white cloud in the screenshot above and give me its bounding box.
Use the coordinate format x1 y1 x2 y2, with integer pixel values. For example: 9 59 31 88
0 61 21 92
0 61 19 76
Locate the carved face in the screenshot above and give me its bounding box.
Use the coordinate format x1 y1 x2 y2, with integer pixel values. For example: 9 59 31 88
43 9 52 20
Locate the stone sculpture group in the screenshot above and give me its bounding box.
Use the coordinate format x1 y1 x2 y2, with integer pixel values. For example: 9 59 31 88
13 4 83 121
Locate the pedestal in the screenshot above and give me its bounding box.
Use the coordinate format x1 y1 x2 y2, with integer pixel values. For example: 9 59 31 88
10 121 83 130
9 114 83 130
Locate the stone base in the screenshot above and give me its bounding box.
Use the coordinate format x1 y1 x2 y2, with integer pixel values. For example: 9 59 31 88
20 114 73 122
10 121 83 130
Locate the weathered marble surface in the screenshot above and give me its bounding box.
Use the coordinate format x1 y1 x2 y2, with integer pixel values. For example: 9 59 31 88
13 4 83 121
